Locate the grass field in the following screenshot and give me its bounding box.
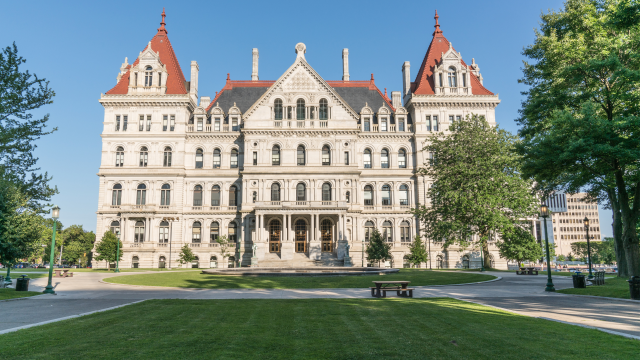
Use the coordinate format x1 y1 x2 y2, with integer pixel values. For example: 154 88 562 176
0 288 42 300
4 268 201 273
0 298 636 359
558 277 631 299
104 269 496 289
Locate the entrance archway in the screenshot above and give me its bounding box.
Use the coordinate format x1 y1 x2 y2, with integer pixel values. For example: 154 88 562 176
269 219 281 252
159 256 166 269
321 219 332 252
295 219 307 252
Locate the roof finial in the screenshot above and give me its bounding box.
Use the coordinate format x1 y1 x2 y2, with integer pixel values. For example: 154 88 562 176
384 88 388 97
157 8 168 34
434 10 443 36
370 73 374 82
226 73 230 81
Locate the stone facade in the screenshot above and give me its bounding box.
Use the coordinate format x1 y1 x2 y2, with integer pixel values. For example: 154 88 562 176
95 11 508 270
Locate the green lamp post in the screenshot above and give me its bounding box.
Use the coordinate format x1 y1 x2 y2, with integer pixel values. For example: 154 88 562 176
583 217 594 280
43 206 60 295
540 203 555 292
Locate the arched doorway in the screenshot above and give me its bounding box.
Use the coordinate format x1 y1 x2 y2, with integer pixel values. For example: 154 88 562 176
132 256 139 268
159 256 166 269
295 219 307 253
462 255 470 269
191 256 199 268
321 219 332 252
210 256 218 268
436 255 444 269
228 256 235 268
269 220 281 252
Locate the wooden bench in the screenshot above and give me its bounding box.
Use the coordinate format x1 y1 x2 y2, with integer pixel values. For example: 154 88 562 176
516 267 538 275
371 281 413 298
589 271 605 286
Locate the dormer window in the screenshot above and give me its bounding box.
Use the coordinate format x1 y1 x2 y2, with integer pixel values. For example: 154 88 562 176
274 99 283 120
448 67 457 87
462 73 467 87
197 117 203 131
319 99 328 120
145 66 153 86
296 99 306 120
398 117 405 132
232 117 239 131
364 117 370 131
380 118 388 132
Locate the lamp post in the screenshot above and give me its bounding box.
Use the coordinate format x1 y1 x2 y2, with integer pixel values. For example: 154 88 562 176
583 217 594 280
162 217 178 270
43 206 60 295
540 203 555 292
361 242 364 267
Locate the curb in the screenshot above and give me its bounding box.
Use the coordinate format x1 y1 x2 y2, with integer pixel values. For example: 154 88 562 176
0 294 52 303
554 292 639 303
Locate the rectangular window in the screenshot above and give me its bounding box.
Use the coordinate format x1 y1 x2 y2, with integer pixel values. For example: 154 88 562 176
426 115 431 131
158 72 162 87
253 152 257 166
139 115 144 131
115 115 120 131
344 151 349 165
170 115 175 131
123 115 128 131
380 118 387 131
214 118 220 131
449 115 454 123
197 117 203 131
146 115 151 131
163 115 168 131
232 118 238 131
364 118 370 131
398 118 405 132
456 115 461 122
433 116 438 131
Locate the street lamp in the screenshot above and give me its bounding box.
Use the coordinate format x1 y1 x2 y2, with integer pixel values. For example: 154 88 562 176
43 206 60 295
540 203 555 292
583 217 594 280
162 217 178 270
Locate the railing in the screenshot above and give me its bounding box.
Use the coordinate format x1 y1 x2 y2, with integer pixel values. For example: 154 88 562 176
319 121 328 128
208 243 220 247
274 121 282 128
361 205 412 212
157 243 168 247
192 206 202 211
295 201 307 206
189 243 201 248
110 205 120 209
297 121 305 128
158 205 171 209
255 201 346 208
184 205 239 212
358 124 413 133
187 124 238 133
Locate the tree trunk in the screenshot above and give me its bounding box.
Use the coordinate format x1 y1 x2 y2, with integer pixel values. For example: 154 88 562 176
614 173 640 277
622 220 640 277
608 188 628 277
482 241 491 269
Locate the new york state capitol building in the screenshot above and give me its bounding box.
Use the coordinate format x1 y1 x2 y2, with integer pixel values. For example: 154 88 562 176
95 11 505 269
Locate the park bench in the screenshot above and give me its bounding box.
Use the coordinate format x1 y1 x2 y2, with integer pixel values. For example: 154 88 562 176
516 267 538 275
370 281 414 298
54 269 74 278
589 271 605 286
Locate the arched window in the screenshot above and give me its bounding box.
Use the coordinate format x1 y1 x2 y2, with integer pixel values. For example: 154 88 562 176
321 219 332 252
134 221 145 242
365 220 374 242
269 219 281 252
272 145 280 166
230 149 238 168
382 220 392 242
210 255 218 268
192 222 201 243
195 148 203 169
296 183 306 201
213 149 221 168
112 184 122 206
295 219 307 252
110 221 121 238
211 185 221 206
296 98 306 120
193 185 203 206
159 221 169 243
364 185 373 206
145 66 153 86
322 183 332 201
448 67 457 87
229 185 237 206
322 145 331 166
139 146 148 167
364 149 372 168
381 185 391 205
274 98 283 120
163 147 172 167
346 191 350 203
319 98 328 120
400 221 410 242
136 184 146 205
297 145 305 166
271 183 281 201
398 149 407 168
132 256 140 268
229 222 237 243
381 149 389 168
210 222 219 242
115 146 124 167
399 185 409 206
161 183 171 206
192 256 199 268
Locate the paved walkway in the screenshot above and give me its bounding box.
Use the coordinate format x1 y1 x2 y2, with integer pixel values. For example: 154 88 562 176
2 271 638 339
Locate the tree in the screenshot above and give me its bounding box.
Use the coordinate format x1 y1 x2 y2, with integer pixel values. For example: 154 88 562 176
407 235 428 268
557 254 566 262
93 231 122 267
365 228 391 267
215 235 234 266
516 0 640 277
571 238 616 265
567 253 575 261
413 114 539 269
61 225 95 265
177 244 196 267
496 225 544 266
0 43 57 209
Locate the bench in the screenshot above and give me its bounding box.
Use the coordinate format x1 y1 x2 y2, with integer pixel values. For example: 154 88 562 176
516 267 539 275
54 269 74 278
589 271 605 286
371 281 413 298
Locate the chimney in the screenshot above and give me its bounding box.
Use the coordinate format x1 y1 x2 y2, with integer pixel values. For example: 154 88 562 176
391 91 401 109
190 61 199 103
252 48 259 81
200 96 211 109
402 61 410 96
342 49 350 81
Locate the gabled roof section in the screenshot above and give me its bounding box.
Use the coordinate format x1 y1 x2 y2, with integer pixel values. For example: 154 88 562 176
106 9 187 95
206 74 274 112
328 74 395 112
412 10 493 96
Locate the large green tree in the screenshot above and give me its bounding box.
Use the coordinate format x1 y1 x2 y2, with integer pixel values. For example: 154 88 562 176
571 237 617 264
413 114 539 269
93 231 122 267
407 235 428 268
61 225 95 265
516 0 640 277
365 228 391 267
496 225 544 266
178 245 196 267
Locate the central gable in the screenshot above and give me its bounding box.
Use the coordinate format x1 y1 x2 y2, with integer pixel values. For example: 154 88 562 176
242 43 359 121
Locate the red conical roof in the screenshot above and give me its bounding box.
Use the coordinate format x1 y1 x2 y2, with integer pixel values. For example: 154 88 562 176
412 11 493 96
106 9 187 95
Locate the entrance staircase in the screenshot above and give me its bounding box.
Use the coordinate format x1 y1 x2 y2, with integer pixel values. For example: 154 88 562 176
255 252 344 268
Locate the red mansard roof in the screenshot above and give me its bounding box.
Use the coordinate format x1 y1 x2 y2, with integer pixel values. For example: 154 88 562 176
106 9 187 95
412 10 493 96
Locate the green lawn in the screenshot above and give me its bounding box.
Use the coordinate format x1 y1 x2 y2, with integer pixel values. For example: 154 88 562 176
6 268 200 273
104 269 496 289
2 272 47 279
0 298 635 359
0 288 42 300
558 277 631 299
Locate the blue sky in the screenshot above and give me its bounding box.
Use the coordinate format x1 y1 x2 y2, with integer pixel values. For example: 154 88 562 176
2 0 611 237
